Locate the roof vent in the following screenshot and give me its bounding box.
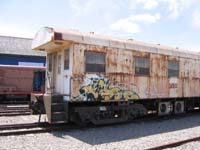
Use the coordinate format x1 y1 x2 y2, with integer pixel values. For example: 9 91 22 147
176 47 179 49
90 32 94 34
128 39 134 41
157 43 160 45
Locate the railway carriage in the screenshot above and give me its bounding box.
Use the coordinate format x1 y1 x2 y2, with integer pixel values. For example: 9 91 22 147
31 27 200 125
0 65 45 103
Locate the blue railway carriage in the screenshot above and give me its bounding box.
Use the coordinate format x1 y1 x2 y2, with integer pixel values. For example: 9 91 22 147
31 27 200 125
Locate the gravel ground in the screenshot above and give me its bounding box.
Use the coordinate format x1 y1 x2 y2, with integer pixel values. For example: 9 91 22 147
0 114 200 150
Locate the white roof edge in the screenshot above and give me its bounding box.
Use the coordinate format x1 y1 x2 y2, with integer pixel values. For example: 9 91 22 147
32 27 200 59
32 27 54 50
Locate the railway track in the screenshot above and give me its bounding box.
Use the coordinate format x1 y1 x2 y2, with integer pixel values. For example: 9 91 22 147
0 109 199 138
0 122 48 130
0 111 31 116
146 136 200 150
0 122 76 136
0 104 31 116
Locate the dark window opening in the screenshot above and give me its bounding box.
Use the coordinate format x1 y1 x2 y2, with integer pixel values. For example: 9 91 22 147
168 61 179 77
64 49 69 70
47 54 53 72
135 57 150 75
33 71 45 92
57 55 61 74
85 52 106 73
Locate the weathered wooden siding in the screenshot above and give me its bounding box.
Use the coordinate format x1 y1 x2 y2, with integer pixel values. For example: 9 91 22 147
149 54 168 98
70 43 200 99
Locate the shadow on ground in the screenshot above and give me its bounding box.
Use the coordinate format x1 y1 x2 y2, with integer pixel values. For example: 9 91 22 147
52 113 200 145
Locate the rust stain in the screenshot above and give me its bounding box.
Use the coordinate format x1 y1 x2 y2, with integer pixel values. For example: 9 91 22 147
55 42 200 99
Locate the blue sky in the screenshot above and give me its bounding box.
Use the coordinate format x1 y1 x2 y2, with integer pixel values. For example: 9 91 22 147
1 0 200 51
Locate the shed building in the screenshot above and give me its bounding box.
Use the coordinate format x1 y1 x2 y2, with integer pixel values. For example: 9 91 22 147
0 36 46 66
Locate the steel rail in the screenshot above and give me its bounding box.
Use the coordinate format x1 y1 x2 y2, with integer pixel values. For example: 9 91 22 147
0 122 49 130
0 107 29 110
0 109 30 112
0 123 74 137
0 112 31 116
146 136 200 150
0 127 71 136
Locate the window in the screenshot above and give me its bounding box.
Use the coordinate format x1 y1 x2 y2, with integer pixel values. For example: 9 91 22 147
135 57 150 75
85 52 106 73
57 55 61 74
47 54 53 72
168 61 179 77
64 49 69 70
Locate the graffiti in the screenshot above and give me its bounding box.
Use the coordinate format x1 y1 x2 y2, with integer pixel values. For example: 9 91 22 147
79 74 140 101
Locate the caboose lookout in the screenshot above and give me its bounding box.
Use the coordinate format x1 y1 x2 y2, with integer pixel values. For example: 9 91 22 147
32 27 200 124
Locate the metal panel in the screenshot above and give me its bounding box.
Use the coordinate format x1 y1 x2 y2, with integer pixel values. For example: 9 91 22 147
33 27 200 100
158 102 171 115
33 27 200 60
134 76 149 98
0 65 44 94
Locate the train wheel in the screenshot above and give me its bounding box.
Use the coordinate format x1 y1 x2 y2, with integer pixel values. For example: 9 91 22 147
70 112 87 126
128 104 147 119
174 101 185 114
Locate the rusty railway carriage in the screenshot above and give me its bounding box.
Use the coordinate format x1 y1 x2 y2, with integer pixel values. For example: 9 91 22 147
32 27 200 125
0 65 45 102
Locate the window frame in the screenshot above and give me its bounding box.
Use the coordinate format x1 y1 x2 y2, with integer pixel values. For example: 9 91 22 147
168 60 179 78
47 53 53 72
57 54 61 74
85 51 106 74
135 57 150 76
64 49 70 70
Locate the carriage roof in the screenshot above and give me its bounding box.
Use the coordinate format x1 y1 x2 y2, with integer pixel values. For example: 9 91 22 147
32 27 200 60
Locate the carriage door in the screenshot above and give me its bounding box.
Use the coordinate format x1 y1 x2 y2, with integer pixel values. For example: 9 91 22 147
46 53 55 93
63 48 71 100
56 53 62 93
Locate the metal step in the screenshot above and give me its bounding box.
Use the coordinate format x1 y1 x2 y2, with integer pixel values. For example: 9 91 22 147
52 95 64 103
51 119 67 123
51 103 65 112
51 112 66 122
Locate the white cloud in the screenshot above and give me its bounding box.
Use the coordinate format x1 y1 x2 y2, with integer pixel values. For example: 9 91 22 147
69 0 95 17
165 0 196 19
109 19 141 33
136 0 159 10
129 13 161 23
68 0 122 28
192 10 200 28
69 0 120 18
128 0 158 10
109 13 161 33
130 0 198 19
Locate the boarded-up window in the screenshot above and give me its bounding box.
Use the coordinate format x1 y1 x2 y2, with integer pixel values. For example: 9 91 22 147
135 57 150 75
168 61 179 77
85 52 106 73
47 54 53 72
57 55 61 74
64 49 69 70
